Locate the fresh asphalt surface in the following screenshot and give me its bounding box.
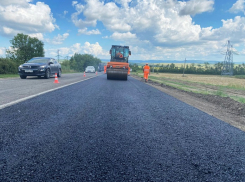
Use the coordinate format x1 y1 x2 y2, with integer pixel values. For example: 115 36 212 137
0 74 245 181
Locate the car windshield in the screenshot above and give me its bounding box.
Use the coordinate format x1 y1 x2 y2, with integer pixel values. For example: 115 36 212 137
27 58 49 63
87 66 94 69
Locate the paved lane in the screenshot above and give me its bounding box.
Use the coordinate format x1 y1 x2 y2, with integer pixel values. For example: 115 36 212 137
0 74 245 181
0 72 103 106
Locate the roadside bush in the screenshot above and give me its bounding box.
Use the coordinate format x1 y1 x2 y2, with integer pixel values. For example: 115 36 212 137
0 58 18 74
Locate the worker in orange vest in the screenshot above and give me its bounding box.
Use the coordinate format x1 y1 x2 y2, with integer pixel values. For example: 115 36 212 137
104 65 107 74
143 63 150 82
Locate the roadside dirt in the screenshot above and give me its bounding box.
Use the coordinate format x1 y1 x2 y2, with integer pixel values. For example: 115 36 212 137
131 75 245 132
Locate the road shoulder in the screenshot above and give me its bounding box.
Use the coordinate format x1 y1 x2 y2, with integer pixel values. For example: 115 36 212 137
131 75 245 132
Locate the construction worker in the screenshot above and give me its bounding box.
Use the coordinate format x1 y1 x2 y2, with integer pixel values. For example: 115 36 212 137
104 65 107 74
143 63 150 82
116 52 123 58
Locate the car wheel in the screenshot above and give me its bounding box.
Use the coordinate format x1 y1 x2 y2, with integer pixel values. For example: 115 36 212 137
57 69 62 77
20 75 27 79
44 69 50 79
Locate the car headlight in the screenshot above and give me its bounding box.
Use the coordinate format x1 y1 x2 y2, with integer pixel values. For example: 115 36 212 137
39 65 46 71
18 65 23 71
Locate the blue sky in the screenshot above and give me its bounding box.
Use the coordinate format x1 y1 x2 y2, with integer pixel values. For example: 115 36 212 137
0 0 245 62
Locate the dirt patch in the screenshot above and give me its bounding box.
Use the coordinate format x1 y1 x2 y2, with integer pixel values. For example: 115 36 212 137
131 75 245 132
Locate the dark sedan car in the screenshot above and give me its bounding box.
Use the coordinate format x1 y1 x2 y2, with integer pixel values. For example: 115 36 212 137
18 57 62 79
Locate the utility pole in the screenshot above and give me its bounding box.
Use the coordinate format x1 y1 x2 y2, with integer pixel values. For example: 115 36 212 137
57 49 60 63
182 58 186 77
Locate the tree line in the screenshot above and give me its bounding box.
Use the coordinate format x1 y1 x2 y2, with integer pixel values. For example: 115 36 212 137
62 53 101 72
130 62 245 75
0 33 101 74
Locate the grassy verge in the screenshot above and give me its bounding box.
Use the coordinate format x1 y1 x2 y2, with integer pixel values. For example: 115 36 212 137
0 74 19 78
230 96 245 104
0 69 79 78
132 73 245 104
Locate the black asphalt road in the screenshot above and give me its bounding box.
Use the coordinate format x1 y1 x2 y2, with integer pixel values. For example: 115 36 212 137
0 74 245 181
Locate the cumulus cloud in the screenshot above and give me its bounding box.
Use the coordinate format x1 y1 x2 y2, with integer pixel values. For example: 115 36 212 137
78 28 101 35
229 0 245 14
111 32 137 41
0 1 57 37
28 33 44 40
70 0 211 47
71 0 131 32
46 33 69 45
46 42 108 58
82 42 108 56
0 47 5 56
60 0 245 61
0 0 32 7
115 0 132 8
200 16 245 43
179 0 214 16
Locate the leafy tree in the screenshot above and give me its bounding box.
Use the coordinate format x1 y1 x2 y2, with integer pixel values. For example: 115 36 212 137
69 53 101 72
7 33 44 64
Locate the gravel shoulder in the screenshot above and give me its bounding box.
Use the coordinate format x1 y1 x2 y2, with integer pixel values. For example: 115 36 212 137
131 75 245 132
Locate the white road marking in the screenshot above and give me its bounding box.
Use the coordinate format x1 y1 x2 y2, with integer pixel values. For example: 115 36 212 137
0 76 97 110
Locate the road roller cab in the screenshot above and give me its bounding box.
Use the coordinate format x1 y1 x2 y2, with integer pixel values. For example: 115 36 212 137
107 45 131 80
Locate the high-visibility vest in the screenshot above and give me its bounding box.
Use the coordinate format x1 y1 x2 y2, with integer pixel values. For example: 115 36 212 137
143 65 150 73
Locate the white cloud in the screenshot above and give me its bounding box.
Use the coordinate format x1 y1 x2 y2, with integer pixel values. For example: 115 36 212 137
111 32 137 41
28 33 44 40
200 16 245 43
115 0 132 8
64 10 68 15
179 0 214 16
71 0 131 32
82 42 108 56
0 0 32 7
78 28 101 35
72 1 78 6
229 0 245 14
69 0 245 61
46 33 69 45
0 1 57 37
0 47 5 56
46 42 108 58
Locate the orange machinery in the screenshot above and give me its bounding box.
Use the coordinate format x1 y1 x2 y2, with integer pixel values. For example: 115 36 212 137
107 45 131 80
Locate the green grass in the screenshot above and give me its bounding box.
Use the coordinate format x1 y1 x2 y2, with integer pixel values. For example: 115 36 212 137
137 74 245 104
230 96 245 104
215 90 228 97
62 70 79 73
0 74 19 78
149 76 196 89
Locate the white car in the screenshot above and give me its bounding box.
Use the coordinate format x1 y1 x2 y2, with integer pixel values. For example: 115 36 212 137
85 66 95 73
